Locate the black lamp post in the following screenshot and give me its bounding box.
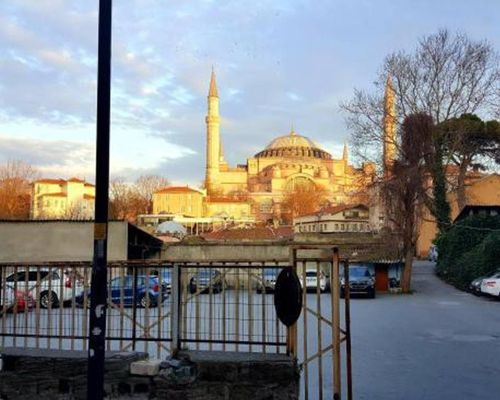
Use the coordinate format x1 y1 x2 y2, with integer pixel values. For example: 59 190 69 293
87 1 112 399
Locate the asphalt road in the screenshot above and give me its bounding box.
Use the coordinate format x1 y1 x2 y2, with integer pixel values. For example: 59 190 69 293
349 260 500 400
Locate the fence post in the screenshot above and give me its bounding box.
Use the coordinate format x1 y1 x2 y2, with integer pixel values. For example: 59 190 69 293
332 247 341 399
286 248 298 357
171 264 182 356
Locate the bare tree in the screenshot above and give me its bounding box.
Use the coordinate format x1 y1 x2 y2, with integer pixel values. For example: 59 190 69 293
0 160 38 219
109 178 148 221
383 114 433 292
341 29 499 165
282 183 328 223
134 175 169 213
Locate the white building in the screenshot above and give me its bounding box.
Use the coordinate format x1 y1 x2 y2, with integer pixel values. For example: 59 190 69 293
293 204 371 234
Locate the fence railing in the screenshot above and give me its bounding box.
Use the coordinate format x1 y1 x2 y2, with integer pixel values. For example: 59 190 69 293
0 261 292 358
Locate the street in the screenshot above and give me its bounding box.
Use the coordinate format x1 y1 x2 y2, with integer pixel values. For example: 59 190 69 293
350 260 500 400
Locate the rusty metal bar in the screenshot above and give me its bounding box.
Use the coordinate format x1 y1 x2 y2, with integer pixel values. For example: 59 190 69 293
316 261 324 400
332 248 341 400
344 259 353 400
302 258 309 400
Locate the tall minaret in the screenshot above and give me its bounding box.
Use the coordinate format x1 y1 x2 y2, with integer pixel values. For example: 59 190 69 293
205 68 220 194
383 75 397 177
342 142 349 164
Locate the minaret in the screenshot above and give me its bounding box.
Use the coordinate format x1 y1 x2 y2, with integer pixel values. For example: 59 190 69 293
205 68 220 194
383 75 397 178
342 142 348 164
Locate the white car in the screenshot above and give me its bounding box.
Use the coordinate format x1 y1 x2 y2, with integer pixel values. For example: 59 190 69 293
5 268 83 309
428 245 438 262
480 271 500 298
301 269 328 293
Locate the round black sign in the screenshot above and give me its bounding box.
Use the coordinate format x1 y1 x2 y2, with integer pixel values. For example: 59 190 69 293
274 267 303 327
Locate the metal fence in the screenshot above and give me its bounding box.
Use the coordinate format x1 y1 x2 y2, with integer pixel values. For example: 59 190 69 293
0 250 353 400
0 261 290 358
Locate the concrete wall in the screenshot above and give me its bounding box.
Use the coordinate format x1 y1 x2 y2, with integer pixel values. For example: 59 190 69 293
0 221 128 262
416 174 500 258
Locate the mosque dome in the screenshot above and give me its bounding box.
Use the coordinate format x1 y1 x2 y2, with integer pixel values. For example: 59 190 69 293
255 130 332 160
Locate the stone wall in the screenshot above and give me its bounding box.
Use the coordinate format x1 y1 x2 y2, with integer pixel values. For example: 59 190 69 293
0 348 299 400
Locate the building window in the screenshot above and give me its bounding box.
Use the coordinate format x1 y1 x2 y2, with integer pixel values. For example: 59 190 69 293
341 224 345 231
335 223 339 231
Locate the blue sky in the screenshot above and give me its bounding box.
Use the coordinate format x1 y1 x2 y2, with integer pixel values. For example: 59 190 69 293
0 0 498 184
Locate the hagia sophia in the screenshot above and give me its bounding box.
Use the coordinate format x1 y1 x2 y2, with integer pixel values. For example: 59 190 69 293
152 70 396 222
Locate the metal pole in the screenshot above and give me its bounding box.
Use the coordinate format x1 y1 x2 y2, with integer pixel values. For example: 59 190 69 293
344 259 353 400
87 1 112 399
332 248 341 399
171 264 182 356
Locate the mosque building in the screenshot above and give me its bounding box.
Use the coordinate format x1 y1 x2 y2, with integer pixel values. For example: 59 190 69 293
202 70 377 221
153 70 397 223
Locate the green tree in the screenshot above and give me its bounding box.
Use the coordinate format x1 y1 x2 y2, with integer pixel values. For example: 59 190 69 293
437 114 500 210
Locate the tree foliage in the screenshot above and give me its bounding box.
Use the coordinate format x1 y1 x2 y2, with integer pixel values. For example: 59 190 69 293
281 183 328 223
435 214 500 289
0 160 38 219
437 114 500 209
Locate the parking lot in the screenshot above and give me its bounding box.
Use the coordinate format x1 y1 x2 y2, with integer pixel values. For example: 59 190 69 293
349 260 500 400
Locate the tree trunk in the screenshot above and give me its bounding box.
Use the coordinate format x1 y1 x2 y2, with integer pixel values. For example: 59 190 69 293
456 163 467 211
401 247 414 293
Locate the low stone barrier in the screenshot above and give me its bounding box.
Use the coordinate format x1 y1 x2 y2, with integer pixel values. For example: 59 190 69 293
0 348 299 399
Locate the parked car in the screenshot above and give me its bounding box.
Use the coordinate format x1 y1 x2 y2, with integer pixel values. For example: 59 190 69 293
188 269 223 294
480 271 500 298
341 265 376 298
428 245 438 262
159 269 172 293
5 268 83 309
0 287 34 314
300 269 328 293
469 275 490 296
75 275 167 308
256 268 280 293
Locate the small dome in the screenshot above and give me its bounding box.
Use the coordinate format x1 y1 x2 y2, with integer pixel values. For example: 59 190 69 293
255 130 332 160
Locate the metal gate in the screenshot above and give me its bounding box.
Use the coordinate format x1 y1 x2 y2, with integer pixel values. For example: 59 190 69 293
289 246 353 400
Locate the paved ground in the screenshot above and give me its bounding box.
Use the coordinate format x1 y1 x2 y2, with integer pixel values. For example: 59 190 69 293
350 260 500 400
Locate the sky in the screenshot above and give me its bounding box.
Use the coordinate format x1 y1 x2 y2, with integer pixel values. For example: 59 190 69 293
0 0 498 185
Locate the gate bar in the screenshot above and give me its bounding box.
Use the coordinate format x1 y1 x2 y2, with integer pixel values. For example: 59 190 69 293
332 248 341 399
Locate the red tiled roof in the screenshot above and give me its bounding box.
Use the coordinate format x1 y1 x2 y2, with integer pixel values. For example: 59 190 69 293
155 186 202 194
205 197 249 204
83 194 95 200
202 226 293 241
40 192 66 197
67 177 85 183
84 183 95 187
34 178 65 185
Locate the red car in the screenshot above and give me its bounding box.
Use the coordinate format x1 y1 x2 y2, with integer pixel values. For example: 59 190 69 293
0 288 34 313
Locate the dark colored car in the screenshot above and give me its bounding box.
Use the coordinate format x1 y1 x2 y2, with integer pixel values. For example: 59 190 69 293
76 275 167 308
256 268 281 293
188 269 223 294
341 265 376 298
160 269 172 293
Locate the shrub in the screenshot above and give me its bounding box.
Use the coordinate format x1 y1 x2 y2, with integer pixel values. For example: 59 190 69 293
435 214 500 289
